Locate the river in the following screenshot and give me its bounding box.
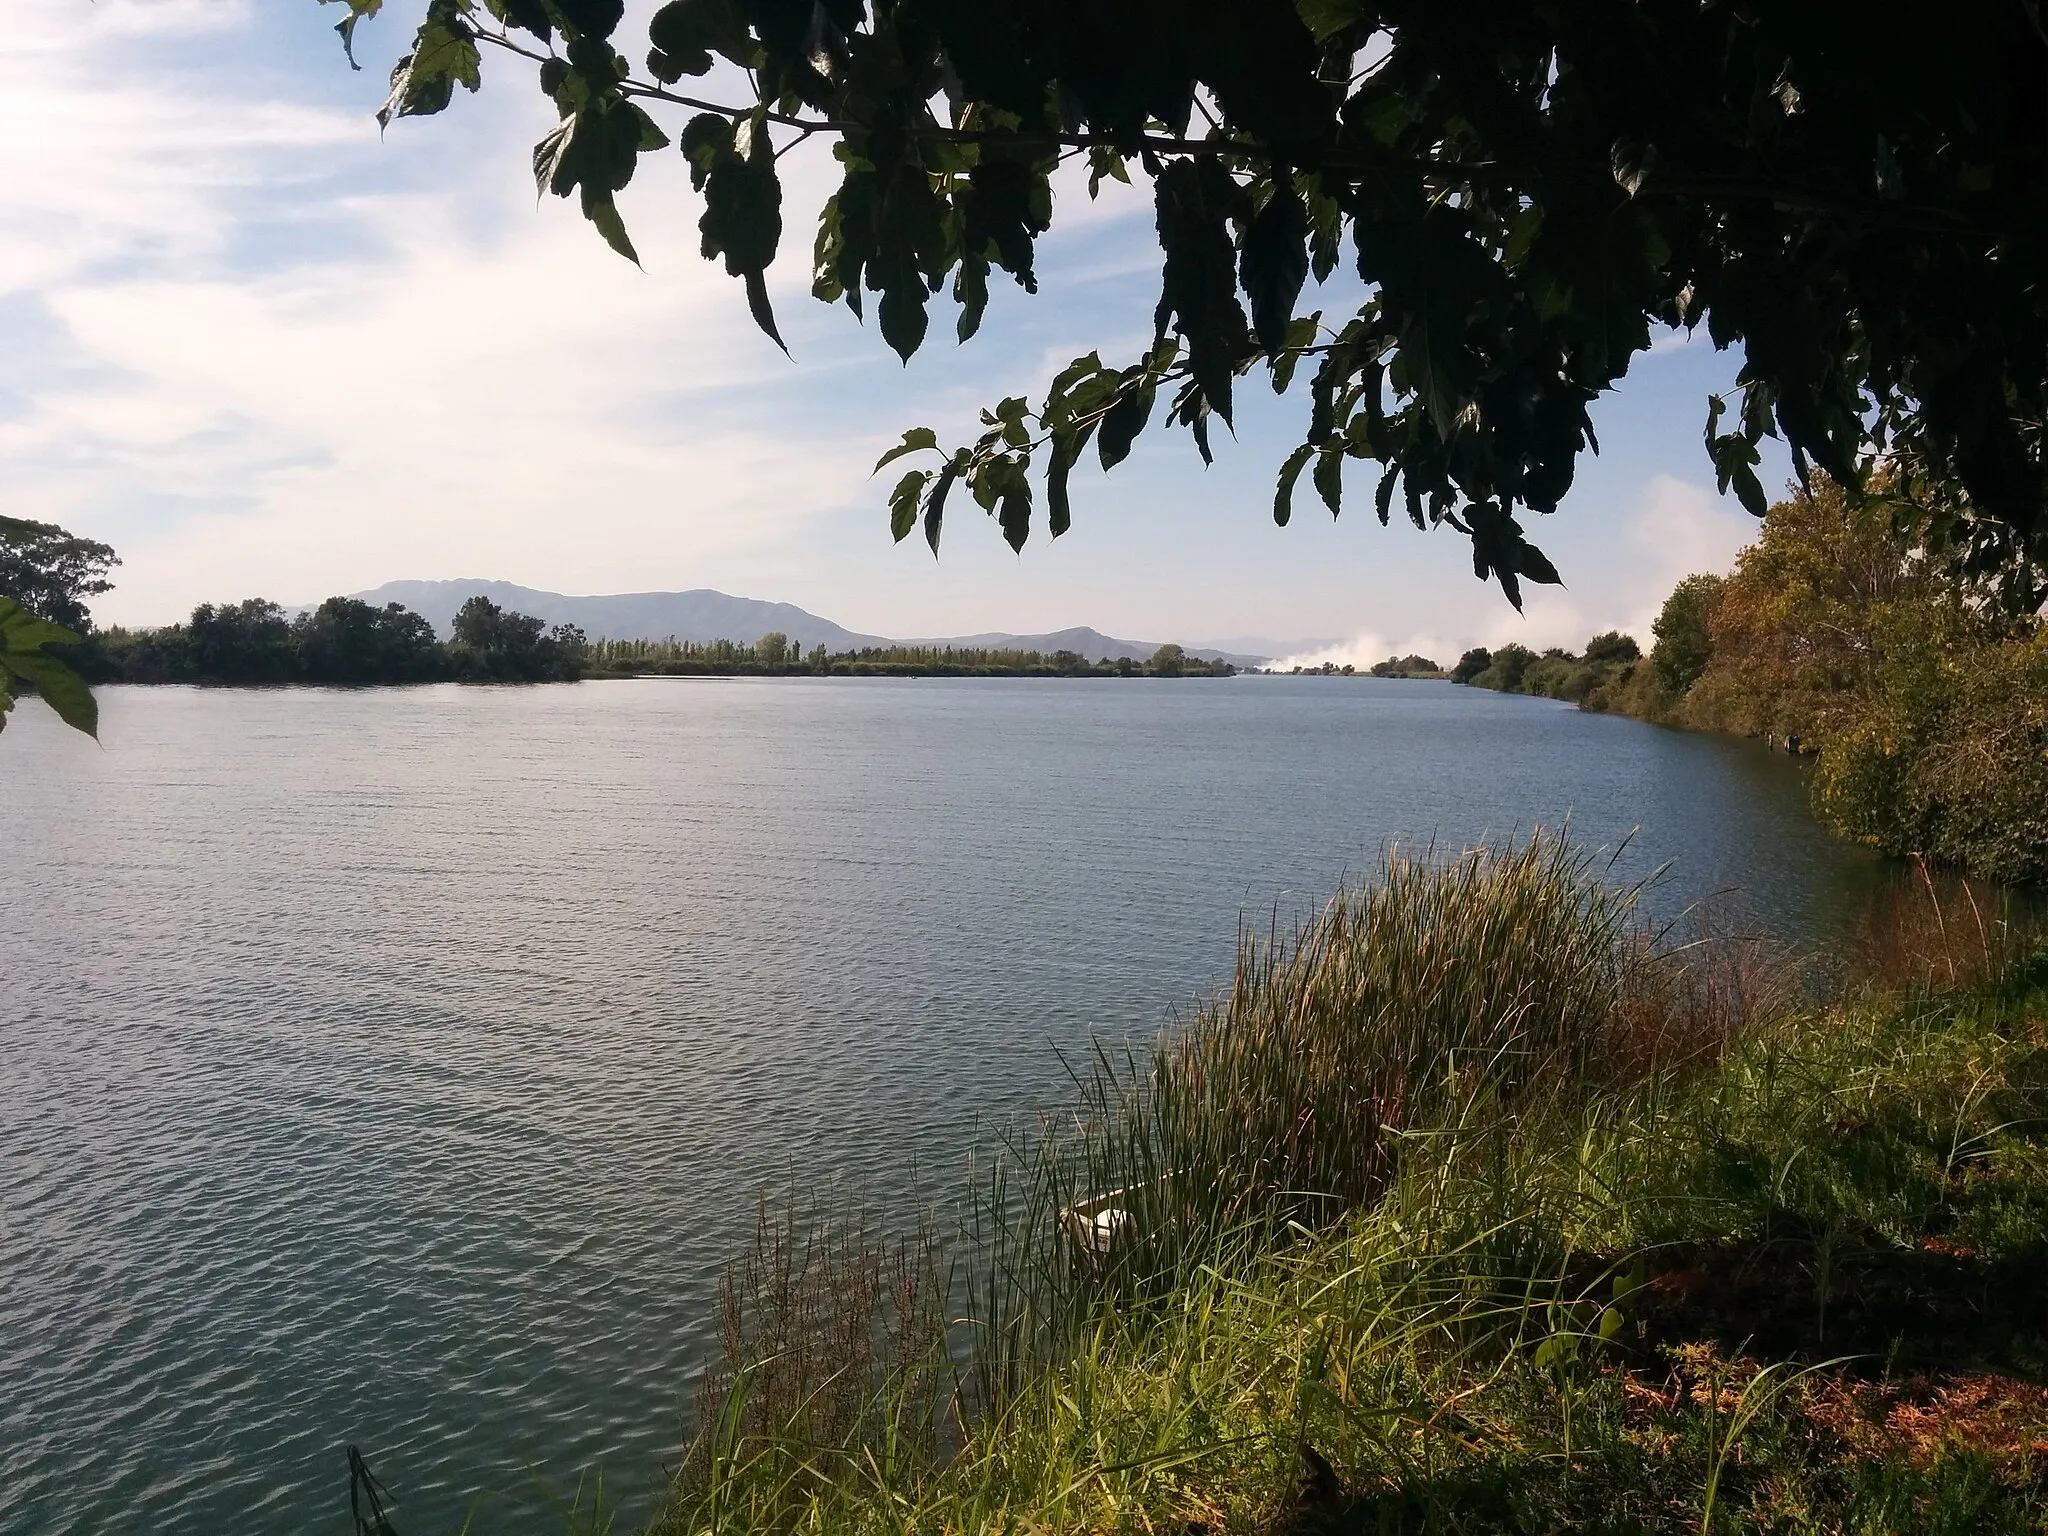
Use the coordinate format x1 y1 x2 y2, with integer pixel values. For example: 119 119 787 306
0 677 1885 1533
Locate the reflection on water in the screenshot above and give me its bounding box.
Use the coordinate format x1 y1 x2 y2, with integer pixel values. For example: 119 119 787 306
0 678 1888 1533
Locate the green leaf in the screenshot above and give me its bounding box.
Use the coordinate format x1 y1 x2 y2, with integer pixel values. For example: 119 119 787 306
1273 442 1314 526
954 254 990 343
647 0 759 81
1313 444 1343 515
878 278 930 361
889 469 930 541
1240 177 1310 356
1519 540 1562 585
1374 467 1398 525
1047 435 1076 537
924 462 959 556
1709 429 1768 516
1294 0 1366 42
874 427 939 475
995 396 1032 450
584 189 638 262
698 115 784 345
1153 158 1252 428
0 597 96 739
1269 313 1320 393
375 4 481 128
1097 381 1150 470
998 473 1033 552
743 270 785 353
328 0 383 69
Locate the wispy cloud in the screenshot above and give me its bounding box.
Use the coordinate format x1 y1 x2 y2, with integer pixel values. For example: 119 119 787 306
0 1 888 622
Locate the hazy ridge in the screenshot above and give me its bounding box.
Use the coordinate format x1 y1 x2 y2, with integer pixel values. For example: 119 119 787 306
347 580 1278 668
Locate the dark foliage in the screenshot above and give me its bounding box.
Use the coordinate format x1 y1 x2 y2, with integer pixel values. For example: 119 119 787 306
1368 652 1440 677
189 599 300 684
330 0 2045 608
296 597 446 682
84 595 587 687
447 594 588 681
0 515 118 635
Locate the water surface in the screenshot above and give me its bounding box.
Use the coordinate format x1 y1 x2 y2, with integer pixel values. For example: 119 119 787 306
0 678 1883 1533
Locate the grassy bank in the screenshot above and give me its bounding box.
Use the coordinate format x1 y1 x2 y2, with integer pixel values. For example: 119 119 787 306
639 838 2047 1535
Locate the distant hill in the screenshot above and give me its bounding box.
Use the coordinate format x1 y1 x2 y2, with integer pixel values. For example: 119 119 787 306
343 581 1278 667
346 580 889 653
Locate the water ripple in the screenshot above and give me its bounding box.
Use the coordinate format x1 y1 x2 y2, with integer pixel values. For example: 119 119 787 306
0 678 1879 1533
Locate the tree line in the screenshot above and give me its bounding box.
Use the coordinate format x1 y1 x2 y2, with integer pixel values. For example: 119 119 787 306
1454 482 2048 885
1449 632 1643 707
76 595 589 686
0 520 1236 696
587 636 1234 678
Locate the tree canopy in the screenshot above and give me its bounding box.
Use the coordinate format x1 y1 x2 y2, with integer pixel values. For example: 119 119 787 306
325 0 2044 609
1 515 119 635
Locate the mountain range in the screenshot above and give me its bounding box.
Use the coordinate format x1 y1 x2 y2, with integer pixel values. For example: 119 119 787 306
344 580 1283 668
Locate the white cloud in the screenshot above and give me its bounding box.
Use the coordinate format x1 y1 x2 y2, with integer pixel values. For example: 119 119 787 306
0 3 887 623
1268 631 1460 672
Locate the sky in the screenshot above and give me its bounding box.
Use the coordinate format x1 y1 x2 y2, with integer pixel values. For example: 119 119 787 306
0 0 1792 660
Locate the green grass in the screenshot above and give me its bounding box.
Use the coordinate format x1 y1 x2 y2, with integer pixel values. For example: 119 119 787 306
633 838 2048 1535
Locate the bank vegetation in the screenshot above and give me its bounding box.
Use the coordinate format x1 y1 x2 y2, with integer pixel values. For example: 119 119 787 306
595 834 2046 1536
1457 483 2048 886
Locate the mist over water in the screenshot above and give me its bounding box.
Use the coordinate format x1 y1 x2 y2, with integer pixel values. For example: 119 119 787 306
0 677 1884 1533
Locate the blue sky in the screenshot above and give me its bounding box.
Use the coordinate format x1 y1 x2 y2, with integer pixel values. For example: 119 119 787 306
2 0 1790 659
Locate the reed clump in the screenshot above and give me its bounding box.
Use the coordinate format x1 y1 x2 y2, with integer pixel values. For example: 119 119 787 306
1852 855 2044 998
648 833 2048 1536
1029 835 1774 1307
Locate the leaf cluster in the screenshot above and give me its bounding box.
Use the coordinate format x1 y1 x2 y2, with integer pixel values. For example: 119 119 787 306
328 0 2045 607
0 597 96 739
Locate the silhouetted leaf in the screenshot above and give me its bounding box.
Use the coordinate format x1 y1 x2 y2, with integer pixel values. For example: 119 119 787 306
889 469 930 541
1241 177 1310 356
1273 442 1313 525
1313 444 1343 515
874 428 939 474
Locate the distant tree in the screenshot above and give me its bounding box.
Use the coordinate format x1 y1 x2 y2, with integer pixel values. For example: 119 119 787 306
1582 632 1641 666
452 594 538 654
1651 576 1727 696
295 597 444 683
540 623 590 678
449 595 582 681
1049 648 1088 675
0 516 119 635
1451 648 1493 685
1477 644 1536 692
807 644 828 671
755 631 790 668
189 599 299 684
1147 644 1186 677
1371 653 1442 676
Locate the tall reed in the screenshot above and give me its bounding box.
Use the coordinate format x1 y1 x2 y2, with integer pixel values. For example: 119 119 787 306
663 833 1786 1530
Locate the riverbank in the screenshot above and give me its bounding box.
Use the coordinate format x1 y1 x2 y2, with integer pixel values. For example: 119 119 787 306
1454 482 2048 886
641 839 2048 1535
